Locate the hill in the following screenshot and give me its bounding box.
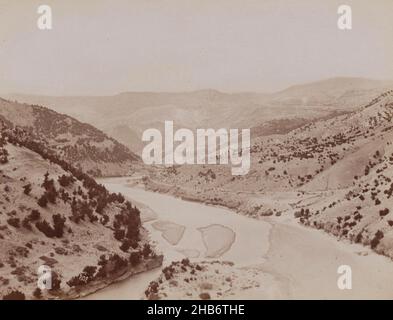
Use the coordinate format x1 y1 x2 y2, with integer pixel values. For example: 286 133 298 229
0 98 139 177
0 124 160 300
271 77 393 107
141 89 393 259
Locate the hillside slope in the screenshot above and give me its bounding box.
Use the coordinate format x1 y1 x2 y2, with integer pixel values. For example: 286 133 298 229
271 77 393 107
0 98 139 177
143 89 393 259
0 124 160 300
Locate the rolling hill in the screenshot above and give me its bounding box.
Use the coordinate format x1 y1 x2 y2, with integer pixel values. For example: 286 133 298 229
0 123 161 300
0 98 139 177
141 89 393 259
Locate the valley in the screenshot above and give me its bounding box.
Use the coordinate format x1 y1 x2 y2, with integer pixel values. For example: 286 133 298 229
144 89 393 262
85 178 393 300
2 0 393 302
7 77 393 155
2 78 393 300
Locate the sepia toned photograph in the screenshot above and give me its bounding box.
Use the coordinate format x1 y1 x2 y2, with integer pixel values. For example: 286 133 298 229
0 0 393 303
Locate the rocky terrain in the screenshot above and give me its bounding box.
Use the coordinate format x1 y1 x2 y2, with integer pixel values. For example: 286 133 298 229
141 89 393 260
0 98 139 177
144 259 270 300
0 123 161 300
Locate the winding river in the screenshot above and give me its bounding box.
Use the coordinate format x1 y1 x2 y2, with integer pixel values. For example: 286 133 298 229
85 177 393 300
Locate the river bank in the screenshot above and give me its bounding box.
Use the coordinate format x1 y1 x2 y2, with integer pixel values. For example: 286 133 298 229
85 177 393 299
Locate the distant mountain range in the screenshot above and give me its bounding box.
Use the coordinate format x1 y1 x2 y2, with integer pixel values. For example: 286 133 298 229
6 77 393 155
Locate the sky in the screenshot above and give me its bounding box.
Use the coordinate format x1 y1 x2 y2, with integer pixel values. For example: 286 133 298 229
0 0 393 95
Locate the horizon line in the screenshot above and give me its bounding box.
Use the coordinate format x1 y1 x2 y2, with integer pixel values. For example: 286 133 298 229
2 76 393 98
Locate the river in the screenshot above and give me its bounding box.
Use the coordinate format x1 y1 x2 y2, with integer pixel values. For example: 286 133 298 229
85 177 393 299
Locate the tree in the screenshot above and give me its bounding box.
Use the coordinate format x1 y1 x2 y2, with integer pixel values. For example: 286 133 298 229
35 220 55 238
371 230 384 249
33 288 42 299
28 209 41 221
120 240 131 252
41 174 57 204
129 251 141 266
23 183 32 195
142 244 152 258
35 215 65 238
22 218 32 230
84 265 97 276
58 174 75 187
37 194 48 208
7 218 20 228
379 208 390 217
52 214 66 237
2 290 26 300
0 147 9 164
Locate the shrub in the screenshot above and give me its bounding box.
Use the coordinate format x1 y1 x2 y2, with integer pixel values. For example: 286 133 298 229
199 292 211 300
370 230 384 249
7 218 20 228
41 174 58 204
52 214 66 237
120 240 131 252
294 211 302 218
35 220 55 238
67 266 97 287
83 266 97 279
22 218 32 230
28 209 41 221
2 290 25 300
37 195 48 208
379 208 390 217
0 148 9 164
129 251 141 266
110 254 128 272
35 215 65 238
114 229 125 241
100 214 109 225
33 288 42 299
58 174 75 187
142 244 152 258
23 183 32 195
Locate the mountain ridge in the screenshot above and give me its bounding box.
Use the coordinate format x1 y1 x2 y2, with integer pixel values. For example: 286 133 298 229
0 98 139 177
6 77 391 155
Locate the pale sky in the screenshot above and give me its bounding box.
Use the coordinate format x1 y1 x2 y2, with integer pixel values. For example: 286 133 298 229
0 0 392 95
